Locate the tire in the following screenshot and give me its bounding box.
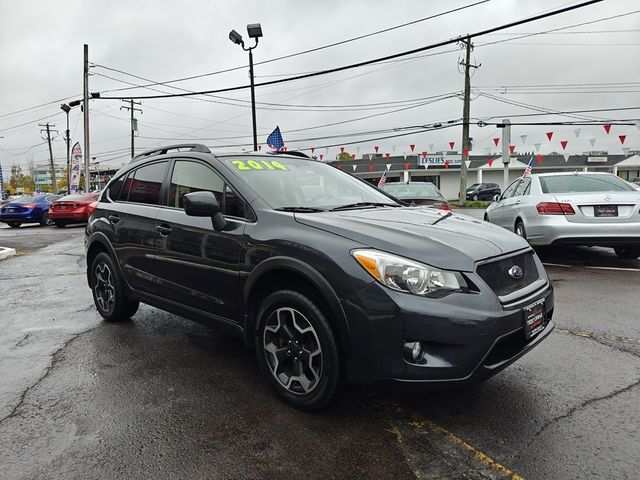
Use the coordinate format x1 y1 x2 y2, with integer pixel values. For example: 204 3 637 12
90 252 139 322
473 194 479 201
7 222 21 228
54 221 66 228
614 247 640 259
484 213 490 222
515 219 527 239
255 290 342 411
39 211 52 226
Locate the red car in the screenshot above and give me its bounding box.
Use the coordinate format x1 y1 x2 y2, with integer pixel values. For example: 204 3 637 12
49 192 100 227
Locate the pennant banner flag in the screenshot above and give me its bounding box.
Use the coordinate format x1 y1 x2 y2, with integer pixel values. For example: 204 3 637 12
70 142 82 192
574 128 581 139
352 165 357 172
340 147 345 154
563 153 570 162
374 146 379 153
463 147 469 157
386 163 391 170
589 138 596 148
619 135 626 144
385 152 390 160
487 158 494 167
546 131 554 141
449 141 455 150
560 140 568 150
369 163 374 172
520 135 527 145
404 163 410 170
509 145 515 154
351 154 356 160
464 160 471 168
310 147 315 153
409 144 415 152
493 137 500 146
603 124 612 134
258 145 262 151
535 154 543 165
444 160 450 169
423 163 429 170
534 143 541 152
392 145 397 152
422 151 427 159
319 154 324 161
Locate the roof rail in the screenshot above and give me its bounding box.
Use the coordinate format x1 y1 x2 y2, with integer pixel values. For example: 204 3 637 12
267 150 310 159
130 144 211 163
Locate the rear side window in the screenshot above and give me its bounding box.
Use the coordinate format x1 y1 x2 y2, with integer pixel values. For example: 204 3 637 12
107 177 124 201
126 161 168 205
540 174 634 193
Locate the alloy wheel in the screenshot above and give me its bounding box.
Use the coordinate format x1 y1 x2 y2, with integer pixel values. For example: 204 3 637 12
94 262 115 313
263 307 323 395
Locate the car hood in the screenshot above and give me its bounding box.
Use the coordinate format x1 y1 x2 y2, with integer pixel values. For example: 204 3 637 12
295 207 529 272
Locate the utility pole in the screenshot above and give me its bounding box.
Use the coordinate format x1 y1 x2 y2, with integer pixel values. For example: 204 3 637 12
120 99 142 158
40 123 58 193
459 37 480 205
500 119 511 191
83 44 90 192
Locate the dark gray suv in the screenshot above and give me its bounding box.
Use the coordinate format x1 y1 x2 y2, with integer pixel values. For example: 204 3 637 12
85 144 554 410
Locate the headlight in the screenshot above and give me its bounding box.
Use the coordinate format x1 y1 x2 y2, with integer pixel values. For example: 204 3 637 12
352 249 462 296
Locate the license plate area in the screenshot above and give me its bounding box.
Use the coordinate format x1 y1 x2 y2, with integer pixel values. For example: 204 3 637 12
523 298 546 340
594 205 618 217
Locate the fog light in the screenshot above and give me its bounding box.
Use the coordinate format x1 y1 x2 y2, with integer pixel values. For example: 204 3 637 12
403 341 423 362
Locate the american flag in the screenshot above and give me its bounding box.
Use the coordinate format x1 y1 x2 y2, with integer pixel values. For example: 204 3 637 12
266 126 285 152
377 168 388 188
522 156 535 178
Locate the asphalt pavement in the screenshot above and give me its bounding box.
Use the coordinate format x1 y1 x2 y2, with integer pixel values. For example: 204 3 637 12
0 222 638 479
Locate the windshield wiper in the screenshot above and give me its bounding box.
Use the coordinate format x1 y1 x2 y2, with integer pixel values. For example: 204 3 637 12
330 202 400 212
275 206 327 213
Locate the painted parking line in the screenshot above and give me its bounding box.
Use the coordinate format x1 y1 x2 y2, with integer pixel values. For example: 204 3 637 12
542 262 572 268
585 266 640 272
543 263 640 272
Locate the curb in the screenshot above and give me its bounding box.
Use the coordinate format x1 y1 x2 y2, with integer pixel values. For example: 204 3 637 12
0 246 17 261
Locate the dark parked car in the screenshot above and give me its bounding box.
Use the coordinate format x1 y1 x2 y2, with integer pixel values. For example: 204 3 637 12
50 192 100 227
380 182 451 210
0 194 61 227
466 183 501 201
86 144 554 410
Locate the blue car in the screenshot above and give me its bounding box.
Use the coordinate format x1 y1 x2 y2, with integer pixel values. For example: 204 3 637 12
0 194 61 228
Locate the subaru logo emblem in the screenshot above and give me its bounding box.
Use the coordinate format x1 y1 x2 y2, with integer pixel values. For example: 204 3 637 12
508 265 523 279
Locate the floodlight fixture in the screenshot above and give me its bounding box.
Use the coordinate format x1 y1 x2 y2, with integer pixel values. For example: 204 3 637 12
247 23 263 39
229 29 244 46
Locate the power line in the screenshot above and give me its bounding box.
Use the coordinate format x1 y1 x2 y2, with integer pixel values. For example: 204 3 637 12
96 0 604 101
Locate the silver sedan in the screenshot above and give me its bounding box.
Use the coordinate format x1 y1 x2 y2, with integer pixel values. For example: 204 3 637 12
484 172 640 259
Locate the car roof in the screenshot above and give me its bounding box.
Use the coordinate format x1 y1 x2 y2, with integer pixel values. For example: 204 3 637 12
532 171 615 178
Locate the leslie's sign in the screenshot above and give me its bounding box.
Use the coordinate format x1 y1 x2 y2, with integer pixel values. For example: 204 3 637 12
418 154 461 166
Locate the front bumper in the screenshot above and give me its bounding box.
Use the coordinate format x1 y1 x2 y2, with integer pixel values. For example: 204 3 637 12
340 279 554 387
525 215 640 247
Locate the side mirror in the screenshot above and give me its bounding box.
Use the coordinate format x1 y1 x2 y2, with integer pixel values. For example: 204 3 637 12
184 191 226 231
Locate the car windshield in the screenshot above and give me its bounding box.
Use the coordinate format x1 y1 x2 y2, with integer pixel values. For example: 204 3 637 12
467 184 479 191
382 183 442 199
12 195 43 204
222 156 399 210
539 174 635 194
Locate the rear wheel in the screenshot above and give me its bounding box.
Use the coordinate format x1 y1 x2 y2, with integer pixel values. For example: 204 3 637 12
484 213 490 222
515 220 527 239
90 252 139 322
39 211 51 226
256 290 342 411
7 222 21 228
614 247 640 259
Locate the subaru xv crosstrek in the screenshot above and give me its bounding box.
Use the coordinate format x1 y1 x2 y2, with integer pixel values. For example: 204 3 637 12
85 144 554 411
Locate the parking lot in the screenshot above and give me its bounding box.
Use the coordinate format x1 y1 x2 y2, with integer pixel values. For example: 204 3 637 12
0 218 638 480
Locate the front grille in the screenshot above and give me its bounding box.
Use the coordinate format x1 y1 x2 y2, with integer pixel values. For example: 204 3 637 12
476 252 540 297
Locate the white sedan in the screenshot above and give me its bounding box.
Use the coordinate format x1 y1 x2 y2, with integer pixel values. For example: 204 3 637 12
484 172 640 259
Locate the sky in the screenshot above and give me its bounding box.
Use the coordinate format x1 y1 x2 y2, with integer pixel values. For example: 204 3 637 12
1 0 639 172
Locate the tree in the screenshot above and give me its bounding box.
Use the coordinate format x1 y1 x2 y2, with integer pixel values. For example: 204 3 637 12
335 151 352 161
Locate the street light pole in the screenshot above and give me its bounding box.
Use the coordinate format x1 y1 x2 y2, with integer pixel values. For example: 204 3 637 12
60 104 71 194
229 23 263 152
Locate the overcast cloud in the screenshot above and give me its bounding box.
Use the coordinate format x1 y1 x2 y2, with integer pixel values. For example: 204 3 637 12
1 0 639 170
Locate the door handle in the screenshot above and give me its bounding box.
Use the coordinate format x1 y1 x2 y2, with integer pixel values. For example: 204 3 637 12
156 224 172 236
108 214 120 223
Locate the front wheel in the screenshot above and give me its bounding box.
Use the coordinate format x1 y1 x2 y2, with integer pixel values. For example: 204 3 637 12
473 194 479 201
39 211 52 226
7 222 21 228
256 290 342 411
90 252 139 322
614 247 640 259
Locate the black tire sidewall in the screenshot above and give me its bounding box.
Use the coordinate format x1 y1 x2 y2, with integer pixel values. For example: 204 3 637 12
255 290 342 411
90 252 134 322
515 220 526 239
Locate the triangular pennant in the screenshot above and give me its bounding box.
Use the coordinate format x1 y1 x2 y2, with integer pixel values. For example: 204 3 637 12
356 146 361 154
589 138 596 148
623 147 630 155
534 143 541 152
403 154 407 161
325 147 329 154
493 137 500 146
464 160 471 168
535 154 543 165
449 141 455 150
421 151 427 159
352 164 357 172
336 164 342 169
603 124 612 134
487 158 494 167
340 147 345 154
409 144 415 152
546 131 554 141
444 160 449 169
319 154 324 161
404 163 410 170
374 146 379 153
619 135 626 144
258 145 262 151
509 145 515 154
310 147 315 153
520 135 527 145
385 152 390 160
392 145 397 152
423 163 429 170
351 154 356 160
369 163 374 172
563 153 570 162
429 143 434 152
385 163 391 170
560 140 568 150
574 128 581 139
463 147 469 157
